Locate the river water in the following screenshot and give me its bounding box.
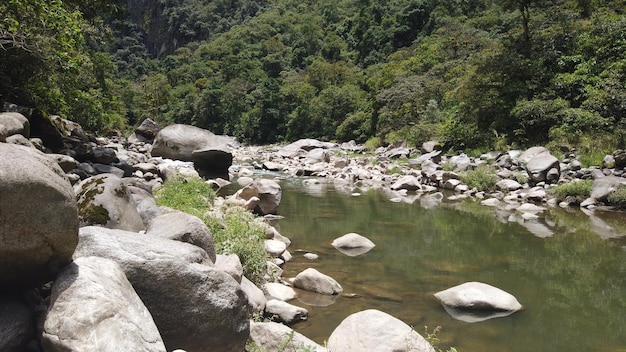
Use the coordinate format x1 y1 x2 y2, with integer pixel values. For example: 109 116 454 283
265 177 626 352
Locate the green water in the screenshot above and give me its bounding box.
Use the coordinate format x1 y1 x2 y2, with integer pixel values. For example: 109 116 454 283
271 178 626 352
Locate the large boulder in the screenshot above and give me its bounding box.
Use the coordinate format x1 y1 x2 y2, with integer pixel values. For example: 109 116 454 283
434 281 523 321
331 233 376 257
75 173 145 232
146 212 217 263
135 118 161 141
0 112 30 137
525 150 560 183
73 226 249 352
264 299 308 324
0 295 34 351
235 179 282 215
590 175 626 202
293 268 343 295
0 144 78 288
327 309 435 352
42 256 166 352
151 124 235 178
249 321 326 352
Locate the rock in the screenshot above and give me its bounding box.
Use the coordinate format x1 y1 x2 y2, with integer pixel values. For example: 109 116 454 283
303 253 319 260
516 203 545 214
518 146 549 164
92 147 119 164
75 173 145 232
305 148 331 163
146 212 216 263
496 179 523 192
614 149 626 169
215 254 244 283
481 198 501 207
151 124 235 162
136 118 161 141
42 257 166 352
264 299 308 324
0 144 78 288
241 276 266 313
331 233 375 257
246 179 282 215
590 175 626 202
265 239 287 257
192 148 233 179
421 140 441 153
293 268 343 295
408 150 442 166
263 283 297 301
434 281 523 312
249 321 326 352
327 309 435 352
27 109 65 150
390 175 422 191
0 295 34 352
73 226 249 352
0 124 7 142
0 112 30 137
525 150 560 183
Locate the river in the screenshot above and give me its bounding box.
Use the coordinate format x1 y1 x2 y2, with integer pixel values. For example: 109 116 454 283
265 176 626 352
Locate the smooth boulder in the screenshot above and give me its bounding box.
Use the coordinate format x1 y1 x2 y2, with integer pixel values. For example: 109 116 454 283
42 256 166 352
75 174 145 232
293 268 343 295
327 309 435 352
331 233 376 256
73 226 249 352
434 281 523 314
146 212 217 262
0 143 78 288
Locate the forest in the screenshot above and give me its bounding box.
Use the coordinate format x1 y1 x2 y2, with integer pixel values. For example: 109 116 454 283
1 0 625 158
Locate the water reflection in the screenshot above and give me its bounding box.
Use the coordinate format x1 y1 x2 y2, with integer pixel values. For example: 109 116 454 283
274 182 626 352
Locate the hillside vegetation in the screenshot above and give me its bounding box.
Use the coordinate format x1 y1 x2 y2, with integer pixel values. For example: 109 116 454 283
1 0 625 156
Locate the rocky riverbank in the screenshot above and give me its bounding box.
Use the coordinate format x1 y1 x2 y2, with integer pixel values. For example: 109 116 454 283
1 111 623 351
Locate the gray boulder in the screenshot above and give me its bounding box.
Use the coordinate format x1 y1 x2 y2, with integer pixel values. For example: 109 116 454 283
327 309 435 352
136 118 161 141
236 179 282 215
73 226 249 352
293 268 343 295
0 112 30 137
264 299 308 324
390 175 422 191
42 256 166 352
241 276 266 313
75 174 145 232
0 295 34 352
434 281 522 312
151 124 234 178
590 175 626 202
249 321 326 352
0 144 78 288
146 212 216 263
525 150 560 183
331 233 375 257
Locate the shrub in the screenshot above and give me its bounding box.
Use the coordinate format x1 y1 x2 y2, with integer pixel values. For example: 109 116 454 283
155 176 268 285
154 176 215 217
459 164 498 192
607 185 626 209
205 207 269 285
551 179 593 204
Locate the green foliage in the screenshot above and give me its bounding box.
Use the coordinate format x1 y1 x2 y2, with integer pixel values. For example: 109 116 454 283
607 185 626 210
205 207 269 286
459 164 498 192
154 176 268 285
551 179 593 204
154 176 215 217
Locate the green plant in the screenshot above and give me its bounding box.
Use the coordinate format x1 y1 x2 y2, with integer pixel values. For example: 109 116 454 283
424 326 458 352
551 179 593 204
459 164 498 192
154 176 215 217
607 184 626 209
205 207 269 285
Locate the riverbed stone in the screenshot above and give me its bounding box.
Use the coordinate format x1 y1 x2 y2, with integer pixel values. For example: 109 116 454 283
75 173 145 232
215 254 244 283
0 112 30 137
0 143 78 289
241 276 266 313
263 283 297 301
146 211 217 263
590 175 626 201
434 281 522 312
41 256 166 352
525 150 560 183
264 299 308 324
73 226 248 352
265 239 288 257
390 175 422 191
293 268 343 295
0 295 34 352
327 309 435 352
249 321 326 352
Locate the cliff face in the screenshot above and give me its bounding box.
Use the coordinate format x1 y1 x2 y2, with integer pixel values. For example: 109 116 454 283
124 0 267 58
